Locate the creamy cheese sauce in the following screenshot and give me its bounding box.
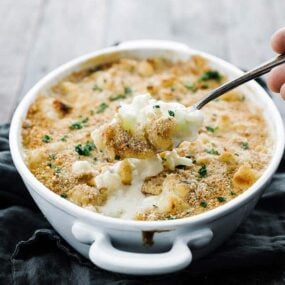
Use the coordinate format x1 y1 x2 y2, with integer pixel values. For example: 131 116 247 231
95 157 163 218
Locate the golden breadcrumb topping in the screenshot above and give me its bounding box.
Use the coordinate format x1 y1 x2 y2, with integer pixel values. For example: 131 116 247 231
22 56 272 220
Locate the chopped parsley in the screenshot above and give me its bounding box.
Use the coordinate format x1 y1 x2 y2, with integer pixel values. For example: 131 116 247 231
205 148 219 155
230 191 236 196
124 86 132 95
217 196 226 202
60 135 68 142
109 87 132 101
70 122 82 130
48 153 56 160
199 70 222 82
92 84 103 92
47 161 61 176
241 142 249 150
96 102 108 114
109 94 126 101
114 155 121 160
54 166 62 175
200 201 208 208
198 165 207 177
60 193 68 199
75 141 96 156
168 110 175 117
184 82 197 92
153 105 160 109
42 134 52 143
206 126 218 133
69 117 89 130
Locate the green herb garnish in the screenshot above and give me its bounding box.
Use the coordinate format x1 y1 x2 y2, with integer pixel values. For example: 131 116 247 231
42 134 52 143
168 110 175 117
199 70 222 81
114 155 121 160
184 82 197 92
206 126 218 133
109 87 132 102
96 102 108 114
230 191 236 196
109 94 126 101
75 141 96 156
200 201 208 208
69 117 89 130
92 84 103 92
205 148 219 155
198 165 207 177
153 105 160 109
60 193 68 199
54 166 62 175
48 153 56 160
241 142 249 150
60 135 68 142
70 122 82 130
217 196 226 202
124 86 132 95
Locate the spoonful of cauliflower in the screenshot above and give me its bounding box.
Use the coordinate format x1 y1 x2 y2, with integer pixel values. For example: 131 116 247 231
92 93 203 161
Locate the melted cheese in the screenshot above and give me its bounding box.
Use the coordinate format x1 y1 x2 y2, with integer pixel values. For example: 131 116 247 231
95 156 163 218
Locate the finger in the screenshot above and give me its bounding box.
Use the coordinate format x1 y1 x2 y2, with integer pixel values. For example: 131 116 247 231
267 64 285 92
280 83 285 100
271 27 285 54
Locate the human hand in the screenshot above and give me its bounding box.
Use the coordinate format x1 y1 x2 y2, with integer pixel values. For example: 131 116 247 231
267 27 285 99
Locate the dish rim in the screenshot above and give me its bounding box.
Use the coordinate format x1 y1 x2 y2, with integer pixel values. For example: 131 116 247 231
9 40 285 229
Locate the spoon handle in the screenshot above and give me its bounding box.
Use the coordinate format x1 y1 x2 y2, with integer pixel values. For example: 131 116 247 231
193 53 285 110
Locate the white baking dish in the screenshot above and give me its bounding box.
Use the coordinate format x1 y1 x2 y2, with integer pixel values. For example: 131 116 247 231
9 40 285 275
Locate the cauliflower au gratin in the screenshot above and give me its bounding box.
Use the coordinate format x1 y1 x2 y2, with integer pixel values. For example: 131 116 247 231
22 56 273 220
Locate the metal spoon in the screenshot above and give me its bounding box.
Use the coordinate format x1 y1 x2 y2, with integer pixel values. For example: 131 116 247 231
192 54 285 110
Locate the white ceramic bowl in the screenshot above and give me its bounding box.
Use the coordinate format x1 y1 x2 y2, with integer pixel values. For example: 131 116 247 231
10 40 285 275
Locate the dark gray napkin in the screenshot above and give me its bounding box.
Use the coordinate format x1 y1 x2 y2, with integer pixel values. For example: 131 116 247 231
1 120 285 285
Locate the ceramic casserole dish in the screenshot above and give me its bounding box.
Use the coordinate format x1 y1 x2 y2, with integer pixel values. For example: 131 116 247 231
9 40 285 275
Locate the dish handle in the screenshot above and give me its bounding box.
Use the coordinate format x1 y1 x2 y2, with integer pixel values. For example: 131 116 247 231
72 222 213 275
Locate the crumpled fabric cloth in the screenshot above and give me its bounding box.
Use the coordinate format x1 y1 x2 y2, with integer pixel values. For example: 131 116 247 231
1 119 285 285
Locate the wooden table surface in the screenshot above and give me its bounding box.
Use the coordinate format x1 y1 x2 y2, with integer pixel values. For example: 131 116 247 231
1 0 285 283
1 0 285 124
